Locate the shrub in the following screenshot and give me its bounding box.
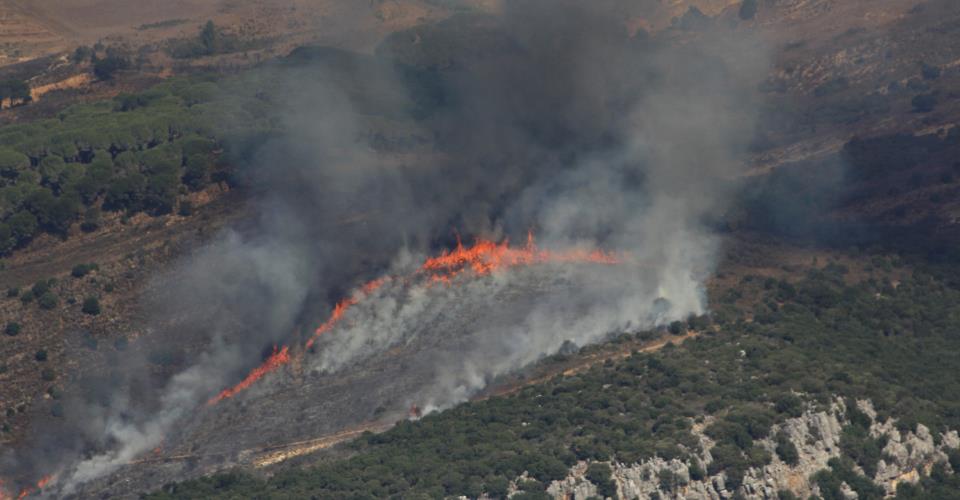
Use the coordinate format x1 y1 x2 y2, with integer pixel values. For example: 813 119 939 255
668 321 685 335
31 279 53 297
775 433 799 465
586 463 617 498
82 296 101 315
774 394 804 417
72 263 99 278
38 291 58 310
93 54 130 81
688 461 705 481
4 322 20 336
5 287 17 298
40 368 55 381
658 468 677 492
34 349 47 362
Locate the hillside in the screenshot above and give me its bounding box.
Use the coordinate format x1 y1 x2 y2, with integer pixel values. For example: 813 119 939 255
0 1 959 499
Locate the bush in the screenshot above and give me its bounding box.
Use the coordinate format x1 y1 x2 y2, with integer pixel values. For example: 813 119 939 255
40 368 55 381
72 263 99 278
34 349 47 361
38 291 58 310
4 322 20 336
668 321 685 335
93 54 130 81
31 279 53 297
585 463 617 498
82 296 101 315
5 287 17 298
774 394 804 417
775 433 799 466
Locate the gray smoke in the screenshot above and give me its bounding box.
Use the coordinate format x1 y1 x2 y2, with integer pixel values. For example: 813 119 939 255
6 0 770 494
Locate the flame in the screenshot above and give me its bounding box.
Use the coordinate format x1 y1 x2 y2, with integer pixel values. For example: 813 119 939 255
208 233 621 405
305 277 387 349
6 475 53 500
420 232 621 284
206 346 291 405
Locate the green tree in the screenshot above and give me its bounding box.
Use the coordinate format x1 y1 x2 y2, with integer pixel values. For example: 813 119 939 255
201 21 220 54
586 463 617 498
0 147 30 179
774 433 799 466
93 54 130 81
0 79 31 105
4 322 20 336
0 223 15 254
82 296 101 315
72 263 98 278
38 291 58 310
73 45 93 64
7 211 39 246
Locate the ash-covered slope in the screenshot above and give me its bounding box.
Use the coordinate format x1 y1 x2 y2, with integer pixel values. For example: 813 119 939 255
72 264 670 498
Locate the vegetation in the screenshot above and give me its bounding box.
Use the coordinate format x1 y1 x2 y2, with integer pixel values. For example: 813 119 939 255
82 296 101 315
92 52 131 81
4 322 20 336
0 69 277 255
149 261 960 498
138 19 188 31
166 21 259 59
0 79 31 105
71 262 98 278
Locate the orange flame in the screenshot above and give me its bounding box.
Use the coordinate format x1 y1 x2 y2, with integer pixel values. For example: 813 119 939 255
306 277 387 349
420 232 621 284
206 346 291 405
8 475 52 500
209 233 621 405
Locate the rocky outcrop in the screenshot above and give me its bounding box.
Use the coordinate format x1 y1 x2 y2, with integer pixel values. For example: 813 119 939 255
542 399 959 500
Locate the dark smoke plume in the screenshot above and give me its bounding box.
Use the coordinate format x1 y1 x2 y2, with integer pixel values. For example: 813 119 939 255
2 1 770 493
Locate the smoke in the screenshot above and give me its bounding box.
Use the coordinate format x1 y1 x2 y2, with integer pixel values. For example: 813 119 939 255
3 0 770 495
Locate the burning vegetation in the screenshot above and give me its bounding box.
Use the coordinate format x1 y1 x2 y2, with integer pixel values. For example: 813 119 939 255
206 346 291 405
209 233 623 405
0 474 52 500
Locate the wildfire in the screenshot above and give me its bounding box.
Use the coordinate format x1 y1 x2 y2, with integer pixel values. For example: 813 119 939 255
305 277 387 349
2 474 54 500
206 346 291 405
420 232 622 284
208 233 622 405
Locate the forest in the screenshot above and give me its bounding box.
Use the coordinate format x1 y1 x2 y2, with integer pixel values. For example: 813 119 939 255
0 72 280 254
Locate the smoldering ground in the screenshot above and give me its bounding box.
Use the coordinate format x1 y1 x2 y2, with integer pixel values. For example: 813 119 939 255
1 1 770 495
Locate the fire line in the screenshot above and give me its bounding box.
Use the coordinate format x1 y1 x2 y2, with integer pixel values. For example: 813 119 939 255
207 233 623 405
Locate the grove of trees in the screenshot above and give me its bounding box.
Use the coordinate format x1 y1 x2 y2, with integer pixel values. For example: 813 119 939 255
0 72 278 255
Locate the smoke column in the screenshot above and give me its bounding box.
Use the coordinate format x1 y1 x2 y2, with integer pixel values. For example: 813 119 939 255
2 0 770 494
